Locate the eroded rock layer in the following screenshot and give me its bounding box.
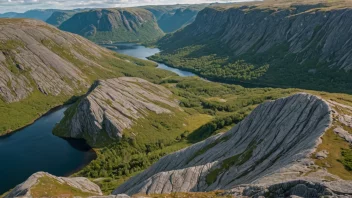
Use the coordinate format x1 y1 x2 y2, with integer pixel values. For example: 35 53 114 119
0 18 114 103
54 77 180 146
113 93 333 195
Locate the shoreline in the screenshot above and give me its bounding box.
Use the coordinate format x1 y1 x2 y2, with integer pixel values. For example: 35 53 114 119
0 104 69 138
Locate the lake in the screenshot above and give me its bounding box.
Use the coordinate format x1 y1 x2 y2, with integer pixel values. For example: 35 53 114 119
103 43 196 77
0 107 96 194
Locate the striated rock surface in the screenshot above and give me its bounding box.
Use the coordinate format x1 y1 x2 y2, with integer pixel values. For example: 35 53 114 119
0 18 118 103
4 172 102 198
59 8 164 43
113 93 337 195
54 77 180 147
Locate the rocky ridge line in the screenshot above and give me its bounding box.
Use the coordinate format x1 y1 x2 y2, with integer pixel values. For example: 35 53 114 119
113 93 337 195
54 77 181 146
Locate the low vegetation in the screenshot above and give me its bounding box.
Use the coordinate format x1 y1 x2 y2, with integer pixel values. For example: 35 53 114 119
30 176 98 198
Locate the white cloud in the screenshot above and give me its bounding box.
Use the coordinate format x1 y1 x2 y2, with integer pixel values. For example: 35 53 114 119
0 0 255 13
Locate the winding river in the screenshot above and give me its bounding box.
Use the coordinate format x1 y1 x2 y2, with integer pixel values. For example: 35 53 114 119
0 107 96 194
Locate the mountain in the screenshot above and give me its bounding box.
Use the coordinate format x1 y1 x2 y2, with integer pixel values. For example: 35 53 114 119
142 4 208 33
0 18 173 135
53 77 181 147
113 93 352 196
0 9 57 21
59 8 164 43
0 12 17 18
151 1 352 93
46 10 81 26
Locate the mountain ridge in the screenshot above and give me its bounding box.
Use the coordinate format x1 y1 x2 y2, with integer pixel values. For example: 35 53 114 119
59 8 164 43
152 2 352 93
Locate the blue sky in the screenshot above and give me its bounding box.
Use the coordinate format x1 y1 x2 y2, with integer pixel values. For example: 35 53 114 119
0 0 254 13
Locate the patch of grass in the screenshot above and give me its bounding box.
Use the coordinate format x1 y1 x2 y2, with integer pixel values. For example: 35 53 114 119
314 127 352 180
340 148 352 171
31 176 98 198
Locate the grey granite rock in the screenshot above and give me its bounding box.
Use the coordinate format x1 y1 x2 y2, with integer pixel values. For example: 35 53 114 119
113 93 333 195
0 18 115 103
4 172 102 198
54 77 181 146
316 150 329 159
334 127 352 144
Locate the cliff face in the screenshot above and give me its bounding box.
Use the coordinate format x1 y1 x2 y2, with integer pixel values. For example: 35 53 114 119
0 19 112 103
156 2 352 93
59 8 164 43
54 77 180 147
113 93 338 195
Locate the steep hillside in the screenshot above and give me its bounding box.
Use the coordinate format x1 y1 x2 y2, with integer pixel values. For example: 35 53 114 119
0 9 57 21
59 8 164 43
114 93 352 196
0 18 174 135
46 10 81 26
142 4 208 33
152 1 352 93
54 77 181 147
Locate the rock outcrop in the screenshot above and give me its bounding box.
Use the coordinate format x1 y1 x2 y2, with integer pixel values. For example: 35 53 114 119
229 180 352 198
4 172 102 198
59 8 164 43
54 77 180 147
113 93 336 195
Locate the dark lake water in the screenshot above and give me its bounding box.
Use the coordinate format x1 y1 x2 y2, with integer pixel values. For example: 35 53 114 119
104 43 196 77
0 107 96 194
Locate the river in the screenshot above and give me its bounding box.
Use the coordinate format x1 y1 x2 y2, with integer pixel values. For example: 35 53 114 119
0 107 96 194
104 43 271 88
103 43 196 77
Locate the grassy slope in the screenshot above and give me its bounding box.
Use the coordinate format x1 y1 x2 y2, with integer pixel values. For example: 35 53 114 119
30 176 98 198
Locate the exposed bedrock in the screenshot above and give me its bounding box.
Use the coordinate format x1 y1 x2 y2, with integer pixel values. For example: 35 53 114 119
53 77 180 147
113 93 333 195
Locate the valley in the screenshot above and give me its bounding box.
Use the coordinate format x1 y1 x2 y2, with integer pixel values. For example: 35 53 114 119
2 1 352 198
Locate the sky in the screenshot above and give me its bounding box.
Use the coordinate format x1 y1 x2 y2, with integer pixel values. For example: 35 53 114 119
0 0 255 13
